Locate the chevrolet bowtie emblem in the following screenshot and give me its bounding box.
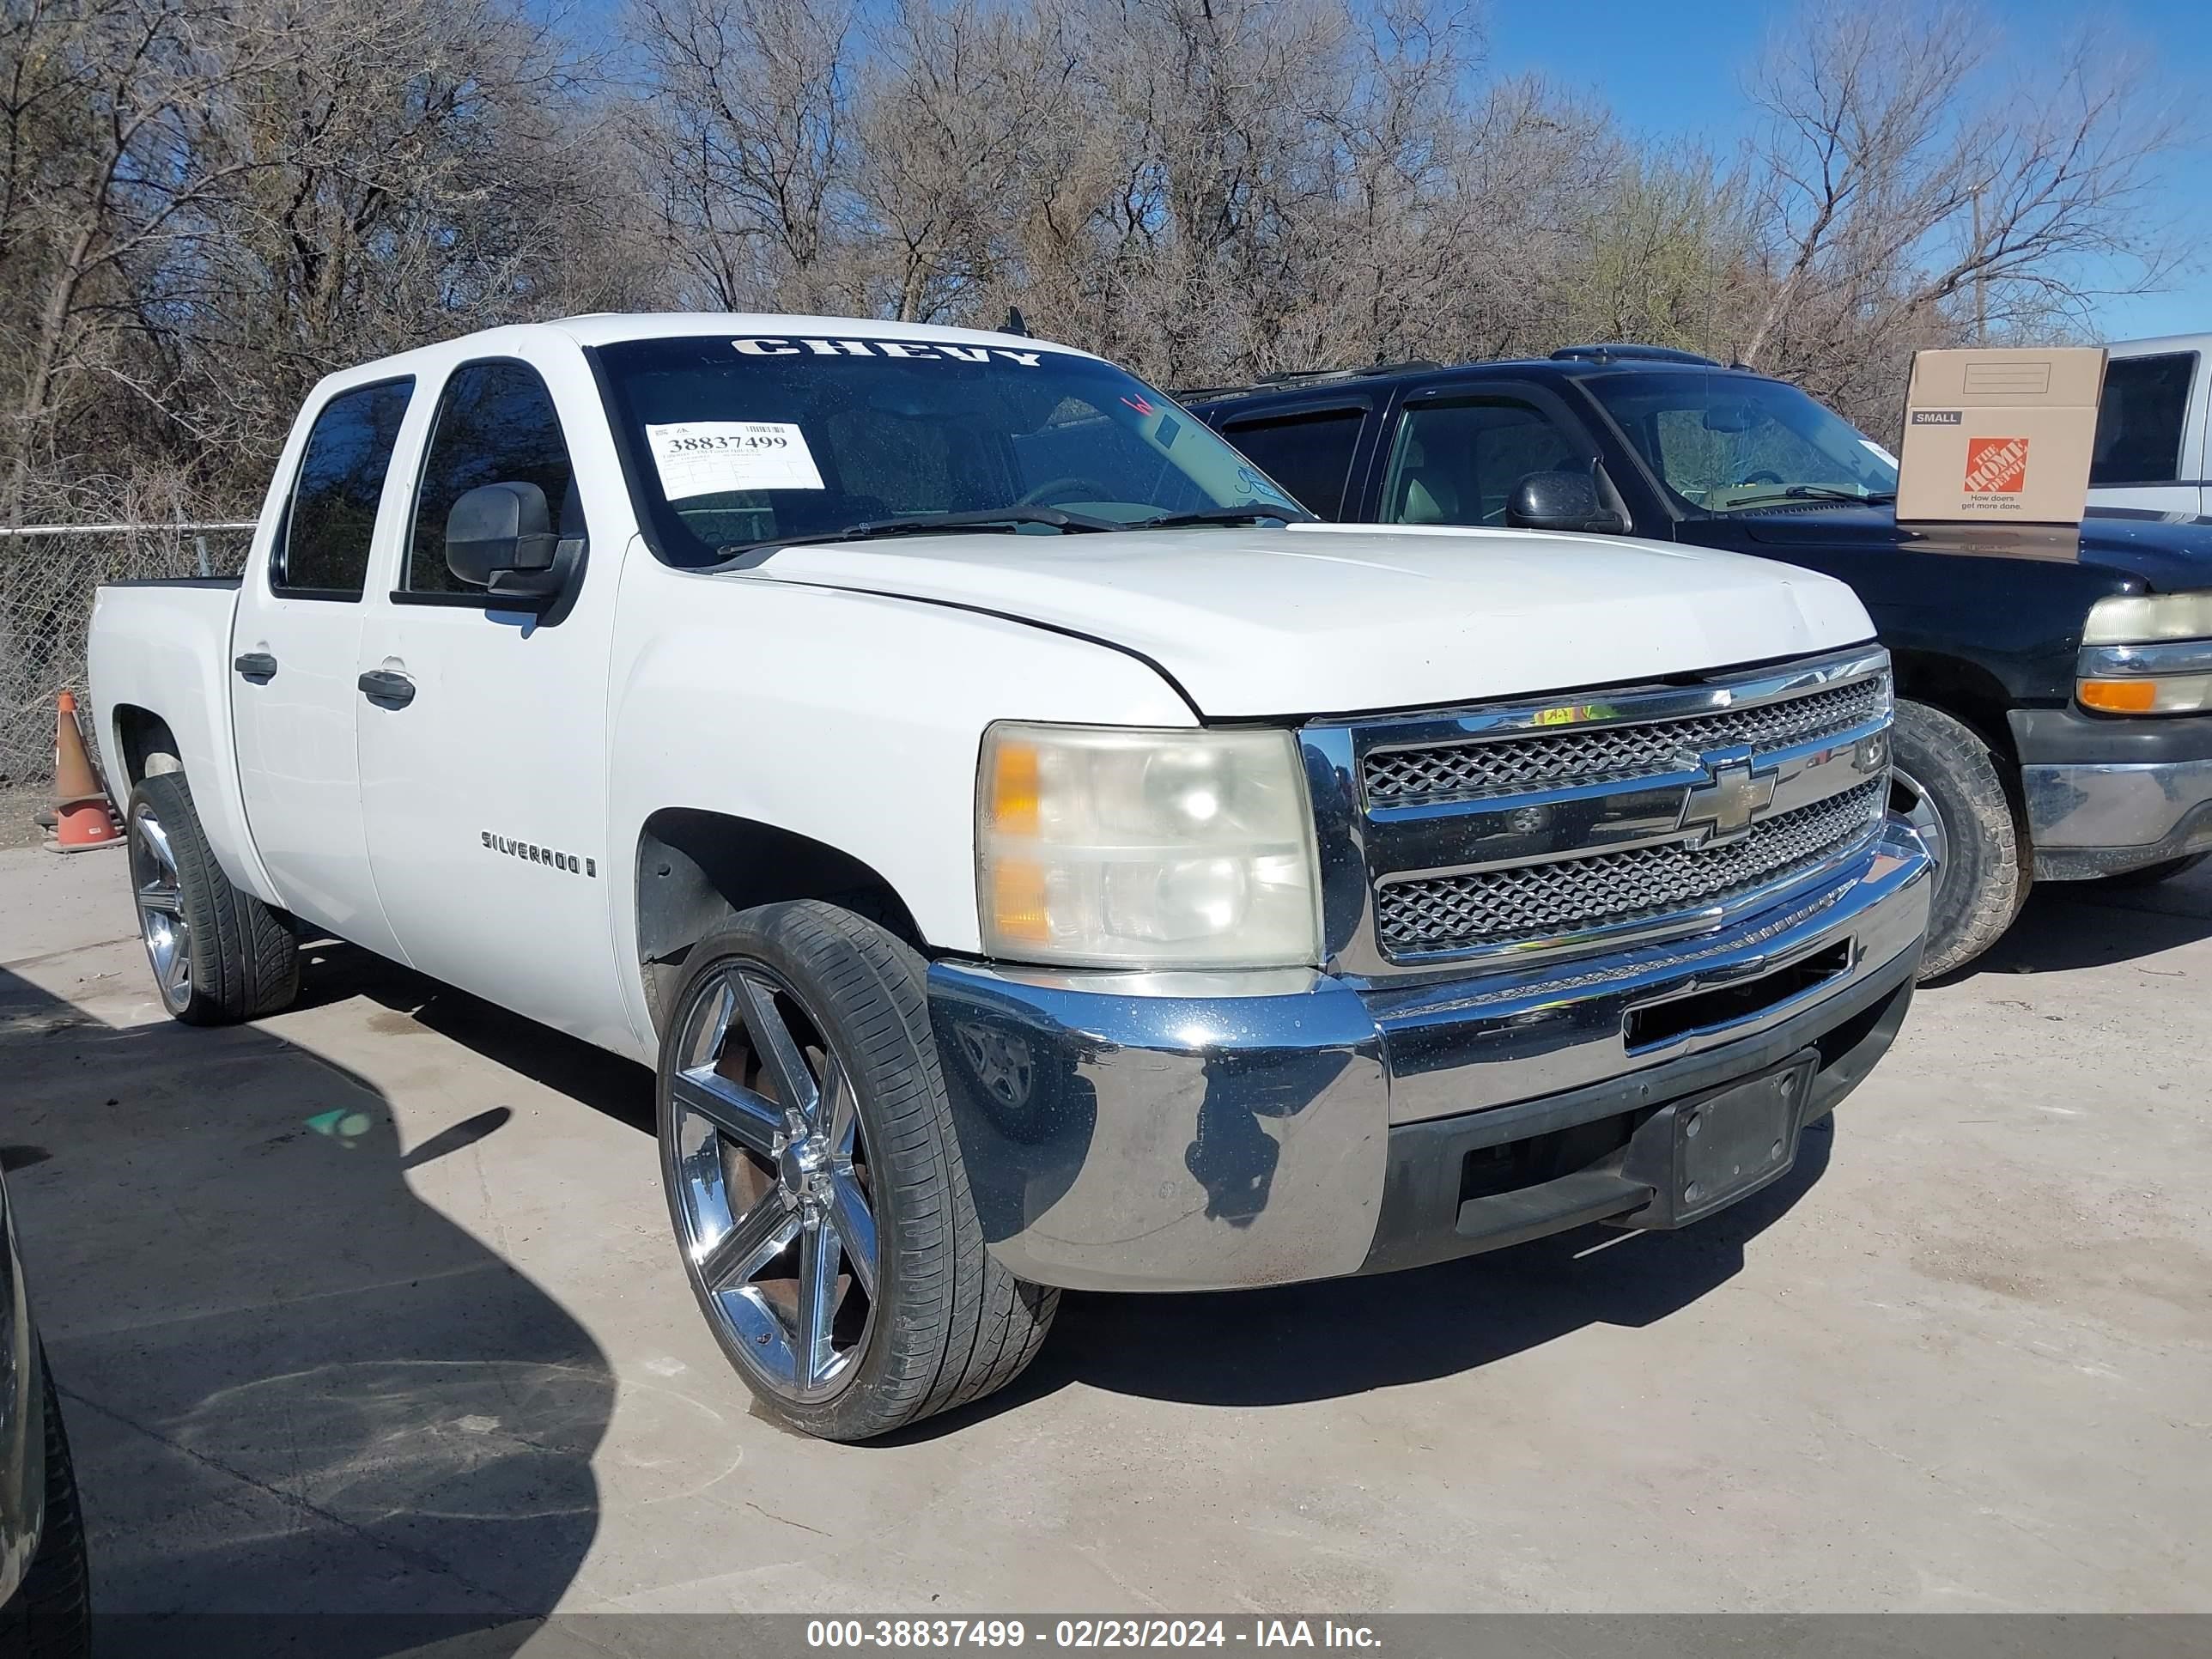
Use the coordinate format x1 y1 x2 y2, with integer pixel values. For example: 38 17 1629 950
1679 749 1778 845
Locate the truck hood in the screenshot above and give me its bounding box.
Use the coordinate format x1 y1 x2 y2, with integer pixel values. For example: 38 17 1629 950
1733 504 2212 593
742 521 1873 718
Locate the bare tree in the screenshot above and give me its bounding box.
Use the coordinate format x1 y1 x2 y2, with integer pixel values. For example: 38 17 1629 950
1740 0 2184 414
625 0 858 311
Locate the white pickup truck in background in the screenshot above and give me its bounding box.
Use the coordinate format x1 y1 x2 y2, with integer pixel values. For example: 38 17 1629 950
88 313 1931 1439
2090 333 2212 516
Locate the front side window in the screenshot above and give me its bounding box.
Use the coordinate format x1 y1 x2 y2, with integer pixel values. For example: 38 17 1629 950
592 335 1304 566
2093 353 2195 486
1218 407 1364 519
409 362 584 592
1380 398 1588 526
1584 370 1899 513
275 380 413 596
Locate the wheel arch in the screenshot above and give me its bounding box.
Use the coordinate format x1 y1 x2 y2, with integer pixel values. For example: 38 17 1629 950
109 703 184 787
1888 648 2022 773
633 808 926 1039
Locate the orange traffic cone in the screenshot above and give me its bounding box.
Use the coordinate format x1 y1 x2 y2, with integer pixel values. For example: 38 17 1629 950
50 690 121 853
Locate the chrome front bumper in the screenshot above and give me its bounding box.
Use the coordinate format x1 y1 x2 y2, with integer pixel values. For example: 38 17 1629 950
2011 707 2212 879
928 820 1933 1292
2022 758 2212 878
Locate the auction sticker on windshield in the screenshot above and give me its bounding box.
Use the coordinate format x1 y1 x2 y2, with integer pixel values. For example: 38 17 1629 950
647 420 825 497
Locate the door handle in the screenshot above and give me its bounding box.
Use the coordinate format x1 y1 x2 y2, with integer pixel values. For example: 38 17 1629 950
234 652 277 682
357 669 416 708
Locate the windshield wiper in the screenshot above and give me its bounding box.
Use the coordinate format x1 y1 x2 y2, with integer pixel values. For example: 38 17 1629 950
719 506 1121 561
1786 484 1896 504
1124 505 1312 530
1729 485 1897 509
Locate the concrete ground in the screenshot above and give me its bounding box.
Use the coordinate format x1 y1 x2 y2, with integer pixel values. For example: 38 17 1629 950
3 842 2209 1627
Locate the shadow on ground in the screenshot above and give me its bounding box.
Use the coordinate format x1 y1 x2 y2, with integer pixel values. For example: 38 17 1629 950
1956 870 2212 981
932 1122 1833 1428
0 963 611 1657
291 941 653 1132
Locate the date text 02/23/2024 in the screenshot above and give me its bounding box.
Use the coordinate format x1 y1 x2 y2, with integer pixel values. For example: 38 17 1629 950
805 1623 1382 1650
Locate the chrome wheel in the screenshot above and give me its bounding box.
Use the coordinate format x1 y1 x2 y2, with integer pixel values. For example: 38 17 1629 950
1892 767 1948 890
130 802 192 1012
666 961 878 1402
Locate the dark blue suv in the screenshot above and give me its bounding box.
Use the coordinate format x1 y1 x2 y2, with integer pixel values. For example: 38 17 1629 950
1190 345 2212 976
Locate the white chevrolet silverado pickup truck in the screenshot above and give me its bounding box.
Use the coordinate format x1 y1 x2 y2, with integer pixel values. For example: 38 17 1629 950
88 313 1933 1439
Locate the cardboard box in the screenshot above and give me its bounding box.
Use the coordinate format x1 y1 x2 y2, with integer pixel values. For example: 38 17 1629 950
1894 346 2108 523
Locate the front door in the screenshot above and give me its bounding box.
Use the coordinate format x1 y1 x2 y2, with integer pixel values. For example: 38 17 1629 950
228 377 414 960
353 353 629 1051
1370 384 1605 529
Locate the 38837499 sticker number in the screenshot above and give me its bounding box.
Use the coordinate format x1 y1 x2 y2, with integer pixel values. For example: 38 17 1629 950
645 419 825 498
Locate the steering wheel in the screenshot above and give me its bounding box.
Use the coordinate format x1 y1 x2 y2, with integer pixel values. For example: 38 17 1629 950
1017 477 1118 507
1735 470 1784 486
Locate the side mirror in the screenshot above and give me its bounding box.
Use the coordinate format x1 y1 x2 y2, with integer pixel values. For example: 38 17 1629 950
1506 465 1632 535
446 482 564 593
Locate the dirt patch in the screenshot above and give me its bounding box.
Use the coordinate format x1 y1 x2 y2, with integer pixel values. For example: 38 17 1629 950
0 786 52 851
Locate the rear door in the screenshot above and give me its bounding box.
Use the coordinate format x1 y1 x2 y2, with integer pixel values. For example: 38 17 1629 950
229 377 413 958
352 349 629 1049
2090 350 2208 515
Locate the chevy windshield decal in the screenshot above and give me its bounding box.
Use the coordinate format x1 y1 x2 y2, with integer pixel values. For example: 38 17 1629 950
732 337 1046 368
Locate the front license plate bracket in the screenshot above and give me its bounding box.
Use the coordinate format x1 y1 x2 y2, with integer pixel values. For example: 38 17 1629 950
1613 1051 1817 1229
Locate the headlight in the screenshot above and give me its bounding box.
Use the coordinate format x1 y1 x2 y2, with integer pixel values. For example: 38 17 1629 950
2081 591 2212 645
2079 594 2212 714
976 722 1322 969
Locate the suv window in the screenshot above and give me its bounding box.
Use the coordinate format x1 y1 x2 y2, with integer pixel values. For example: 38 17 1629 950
1380 398 1585 526
409 361 584 592
274 380 413 597
1218 406 1364 518
2093 353 2196 486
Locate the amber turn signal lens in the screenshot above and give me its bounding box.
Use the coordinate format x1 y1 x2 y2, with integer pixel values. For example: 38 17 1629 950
988 858 1050 944
988 738 1041 835
2077 678 2160 714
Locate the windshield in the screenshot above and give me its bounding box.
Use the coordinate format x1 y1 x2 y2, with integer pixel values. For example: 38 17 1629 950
1583 370 1899 513
592 334 1304 565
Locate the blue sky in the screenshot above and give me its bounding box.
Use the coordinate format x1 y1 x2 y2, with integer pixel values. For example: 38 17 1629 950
1488 0 2210 342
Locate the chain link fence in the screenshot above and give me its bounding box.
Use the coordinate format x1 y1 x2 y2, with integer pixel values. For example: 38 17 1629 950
0 520 256 787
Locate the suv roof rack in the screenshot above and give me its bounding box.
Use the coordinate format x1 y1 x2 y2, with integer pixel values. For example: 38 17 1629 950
1550 343 1722 367
1255 359 1441 386
1175 360 1441 402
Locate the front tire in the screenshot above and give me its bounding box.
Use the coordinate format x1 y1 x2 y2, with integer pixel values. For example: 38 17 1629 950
655 902 1055 1441
1890 700 2027 980
127 771 299 1024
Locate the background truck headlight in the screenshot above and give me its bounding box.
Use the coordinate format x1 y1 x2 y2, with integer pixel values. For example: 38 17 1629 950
976 723 1322 969
2078 592 2212 714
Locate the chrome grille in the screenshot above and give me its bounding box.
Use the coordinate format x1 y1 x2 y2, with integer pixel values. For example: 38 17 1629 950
1363 674 1889 805
1374 778 1886 957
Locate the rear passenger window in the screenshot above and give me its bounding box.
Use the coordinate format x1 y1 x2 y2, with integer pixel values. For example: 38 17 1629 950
2093 354 2196 485
1219 407 1365 518
274 380 413 598
408 361 583 592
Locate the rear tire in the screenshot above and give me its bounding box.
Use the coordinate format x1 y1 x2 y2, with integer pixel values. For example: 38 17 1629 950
0 1354 92 1659
127 770 299 1024
1890 700 2027 980
656 901 1055 1441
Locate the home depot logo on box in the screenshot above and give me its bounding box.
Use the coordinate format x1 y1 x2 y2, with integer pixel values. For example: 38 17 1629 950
1964 435 2029 495
1897 348 2103 521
